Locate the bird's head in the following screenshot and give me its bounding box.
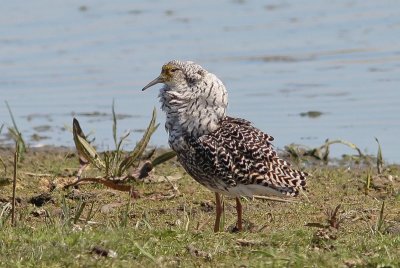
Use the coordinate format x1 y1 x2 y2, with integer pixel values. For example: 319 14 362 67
142 60 207 91
142 60 228 139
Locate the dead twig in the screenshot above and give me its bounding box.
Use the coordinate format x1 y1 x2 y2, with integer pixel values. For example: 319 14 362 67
64 177 133 192
11 142 18 226
64 159 163 192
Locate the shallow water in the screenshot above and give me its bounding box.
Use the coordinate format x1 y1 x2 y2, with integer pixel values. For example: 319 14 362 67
1 0 399 162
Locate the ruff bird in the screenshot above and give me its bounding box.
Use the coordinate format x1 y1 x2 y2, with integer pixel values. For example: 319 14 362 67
142 60 307 232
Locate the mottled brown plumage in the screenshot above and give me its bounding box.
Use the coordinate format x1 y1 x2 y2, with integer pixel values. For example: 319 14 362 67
181 116 307 198
142 60 307 232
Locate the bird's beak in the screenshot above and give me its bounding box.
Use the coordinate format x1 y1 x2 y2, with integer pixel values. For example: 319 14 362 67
141 75 165 91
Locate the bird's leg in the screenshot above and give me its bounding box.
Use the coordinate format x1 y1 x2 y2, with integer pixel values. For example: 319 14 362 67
214 192 223 232
235 197 243 231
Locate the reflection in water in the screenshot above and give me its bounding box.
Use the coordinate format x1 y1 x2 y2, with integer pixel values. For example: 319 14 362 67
0 1 399 162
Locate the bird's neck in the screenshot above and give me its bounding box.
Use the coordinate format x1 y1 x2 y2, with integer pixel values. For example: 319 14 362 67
159 74 228 151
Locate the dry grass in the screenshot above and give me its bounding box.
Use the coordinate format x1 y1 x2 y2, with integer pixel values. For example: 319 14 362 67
0 147 399 267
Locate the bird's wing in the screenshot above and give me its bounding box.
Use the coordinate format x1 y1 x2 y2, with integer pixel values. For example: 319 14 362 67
186 116 307 197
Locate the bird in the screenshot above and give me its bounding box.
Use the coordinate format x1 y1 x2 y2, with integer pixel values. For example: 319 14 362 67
142 60 307 232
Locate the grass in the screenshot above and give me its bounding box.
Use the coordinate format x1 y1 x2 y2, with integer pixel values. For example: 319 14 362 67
0 106 399 267
5 101 26 162
0 147 399 267
69 106 175 192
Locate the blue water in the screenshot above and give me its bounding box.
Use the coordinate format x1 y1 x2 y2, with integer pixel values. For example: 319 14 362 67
1 0 400 162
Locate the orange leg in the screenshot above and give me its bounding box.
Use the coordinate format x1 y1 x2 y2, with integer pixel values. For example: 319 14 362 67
235 197 243 231
214 192 223 232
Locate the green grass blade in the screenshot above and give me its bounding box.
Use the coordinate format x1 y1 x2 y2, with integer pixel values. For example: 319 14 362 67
116 131 130 152
111 100 125 176
103 151 111 177
61 195 71 226
375 137 383 174
5 101 26 160
0 124 5 174
376 201 385 233
365 169 372 195
117 108 158 175
112 99 118 149
151 151 177 167
85 202 96 223
133 242 157 263
73 118 105 171
5 101 20 135
141 148 156 160
76 132 106 169
73 201 87 224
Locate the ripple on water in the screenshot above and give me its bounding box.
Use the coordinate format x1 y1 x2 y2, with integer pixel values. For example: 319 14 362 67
0 0 399 162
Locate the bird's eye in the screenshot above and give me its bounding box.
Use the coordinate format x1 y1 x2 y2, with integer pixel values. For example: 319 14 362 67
170 68 179 73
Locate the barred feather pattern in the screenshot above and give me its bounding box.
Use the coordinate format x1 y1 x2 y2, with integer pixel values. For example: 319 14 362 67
153 60 307 198
178 116 307 197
